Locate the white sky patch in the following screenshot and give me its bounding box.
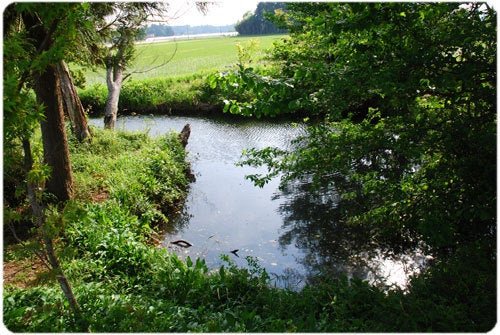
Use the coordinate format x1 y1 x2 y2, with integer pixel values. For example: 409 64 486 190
164 0 259 26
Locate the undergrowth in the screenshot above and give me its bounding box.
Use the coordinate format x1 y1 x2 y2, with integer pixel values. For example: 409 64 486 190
3 128 496 332
69 127 189 226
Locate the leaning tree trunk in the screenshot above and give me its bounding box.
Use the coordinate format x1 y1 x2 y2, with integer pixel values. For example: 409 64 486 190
22 137 87 331
23 11 84 328
56 60 92 142
33 65 74 202
104 65 124 130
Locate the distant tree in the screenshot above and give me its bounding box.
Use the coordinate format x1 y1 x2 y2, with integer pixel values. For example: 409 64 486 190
235 2 287 35
147 24 175 37
99 2 213 129
169 24 235 35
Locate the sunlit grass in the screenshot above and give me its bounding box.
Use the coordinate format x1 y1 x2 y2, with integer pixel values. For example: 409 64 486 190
84 35 286 85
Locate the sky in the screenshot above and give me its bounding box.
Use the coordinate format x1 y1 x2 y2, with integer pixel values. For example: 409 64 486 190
164 1 260 26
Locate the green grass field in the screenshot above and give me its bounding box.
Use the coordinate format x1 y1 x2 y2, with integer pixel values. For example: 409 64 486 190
84 35 286 86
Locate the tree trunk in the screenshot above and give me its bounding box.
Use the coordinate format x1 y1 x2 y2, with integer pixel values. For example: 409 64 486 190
56 60 92 142
104 65 123 130
43 232 82 316
22 11 85 330
23 10 74 203
33 65 74 202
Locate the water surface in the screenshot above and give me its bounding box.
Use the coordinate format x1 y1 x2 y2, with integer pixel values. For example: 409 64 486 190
90 115 429 289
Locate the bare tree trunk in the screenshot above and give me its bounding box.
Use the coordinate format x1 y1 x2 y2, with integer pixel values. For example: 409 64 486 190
33 64 74 203
56 60 92 142
104 65 123 130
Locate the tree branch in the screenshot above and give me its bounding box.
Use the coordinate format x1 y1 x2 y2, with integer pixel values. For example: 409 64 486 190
128 41 178 76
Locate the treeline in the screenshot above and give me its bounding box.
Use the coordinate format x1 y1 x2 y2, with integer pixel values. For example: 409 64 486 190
146 24 235 37
146 2 288 38
235 2 287 35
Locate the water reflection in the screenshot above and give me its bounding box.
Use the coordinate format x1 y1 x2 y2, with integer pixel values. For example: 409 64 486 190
275 177 371 280
274 176 430 288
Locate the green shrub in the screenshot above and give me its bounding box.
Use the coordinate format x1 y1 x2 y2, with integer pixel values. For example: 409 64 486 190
78 83 107 115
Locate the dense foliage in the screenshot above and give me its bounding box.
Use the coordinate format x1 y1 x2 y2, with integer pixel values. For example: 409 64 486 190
211 2 497 330
216 2 496 252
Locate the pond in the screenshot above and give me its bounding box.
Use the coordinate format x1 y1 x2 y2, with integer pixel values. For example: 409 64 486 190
90 115 430 290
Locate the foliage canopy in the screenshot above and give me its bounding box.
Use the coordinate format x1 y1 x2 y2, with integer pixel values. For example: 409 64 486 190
235 2 287 36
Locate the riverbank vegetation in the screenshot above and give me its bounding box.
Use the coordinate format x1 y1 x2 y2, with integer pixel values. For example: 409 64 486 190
221 1 497 330
4 129 495 332
3 2 496 332
79 35 282 116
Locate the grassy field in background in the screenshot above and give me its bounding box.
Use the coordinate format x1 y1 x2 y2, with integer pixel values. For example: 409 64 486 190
84 34 286 86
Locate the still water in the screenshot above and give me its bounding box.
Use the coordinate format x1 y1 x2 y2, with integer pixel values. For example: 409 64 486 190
90 115 429 289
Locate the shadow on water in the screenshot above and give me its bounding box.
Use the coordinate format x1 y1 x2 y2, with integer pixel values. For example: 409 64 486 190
274 176 431 289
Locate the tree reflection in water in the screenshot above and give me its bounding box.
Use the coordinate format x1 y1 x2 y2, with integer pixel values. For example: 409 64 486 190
274 176 429 289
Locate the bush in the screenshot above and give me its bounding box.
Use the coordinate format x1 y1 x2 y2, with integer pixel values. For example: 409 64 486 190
78 83 107 115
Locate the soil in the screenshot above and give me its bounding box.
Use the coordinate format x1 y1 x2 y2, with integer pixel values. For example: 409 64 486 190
90 187 110 203
3 256 49 289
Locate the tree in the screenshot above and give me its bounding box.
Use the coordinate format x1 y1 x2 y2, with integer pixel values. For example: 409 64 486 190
99 2 214 129
146 23 175 37
20 6 75 202
56 60 92 142
235 2 287 35
100 3 166 129
3 3 93 329
234 3 496 256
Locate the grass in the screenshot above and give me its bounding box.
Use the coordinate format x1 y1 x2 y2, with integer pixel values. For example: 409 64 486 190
78 34 286 115
83 35 285 85
69 127 190 225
